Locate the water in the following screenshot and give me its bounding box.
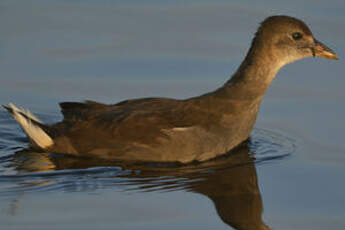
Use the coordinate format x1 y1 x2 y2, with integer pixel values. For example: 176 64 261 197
1 0 345 229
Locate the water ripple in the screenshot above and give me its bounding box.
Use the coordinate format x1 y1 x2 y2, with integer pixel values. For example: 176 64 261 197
250 128 295 164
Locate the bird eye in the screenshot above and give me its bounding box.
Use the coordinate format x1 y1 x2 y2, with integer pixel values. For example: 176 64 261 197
292 32 303 40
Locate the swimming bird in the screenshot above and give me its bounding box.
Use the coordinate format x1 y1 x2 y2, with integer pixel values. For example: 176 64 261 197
3 15 338 163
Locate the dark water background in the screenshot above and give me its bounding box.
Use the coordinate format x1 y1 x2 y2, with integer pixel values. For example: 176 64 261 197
0 1 345 229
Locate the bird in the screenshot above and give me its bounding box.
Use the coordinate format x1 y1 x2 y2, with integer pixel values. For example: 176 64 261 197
3 15 338 163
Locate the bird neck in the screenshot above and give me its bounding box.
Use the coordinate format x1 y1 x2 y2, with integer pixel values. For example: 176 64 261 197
216 46 282 101
188 42 283 116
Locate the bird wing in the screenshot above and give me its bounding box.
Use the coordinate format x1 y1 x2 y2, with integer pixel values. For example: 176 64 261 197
55 98 192 145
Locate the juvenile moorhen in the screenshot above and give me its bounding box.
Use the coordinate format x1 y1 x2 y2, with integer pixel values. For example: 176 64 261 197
4 15 338 163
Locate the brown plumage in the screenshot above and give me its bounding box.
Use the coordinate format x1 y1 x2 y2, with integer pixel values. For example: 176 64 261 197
4 15 338 163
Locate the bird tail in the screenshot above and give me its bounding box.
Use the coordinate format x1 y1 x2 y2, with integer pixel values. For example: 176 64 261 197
2 103 54 149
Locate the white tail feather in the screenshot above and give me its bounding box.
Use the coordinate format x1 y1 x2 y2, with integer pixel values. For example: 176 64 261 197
8 103 53 149
9 103 41 123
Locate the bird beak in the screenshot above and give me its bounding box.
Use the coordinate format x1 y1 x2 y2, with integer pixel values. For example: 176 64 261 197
312 39 339 60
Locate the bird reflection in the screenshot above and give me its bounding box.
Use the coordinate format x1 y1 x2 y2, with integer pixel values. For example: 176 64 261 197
7 141 269 230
